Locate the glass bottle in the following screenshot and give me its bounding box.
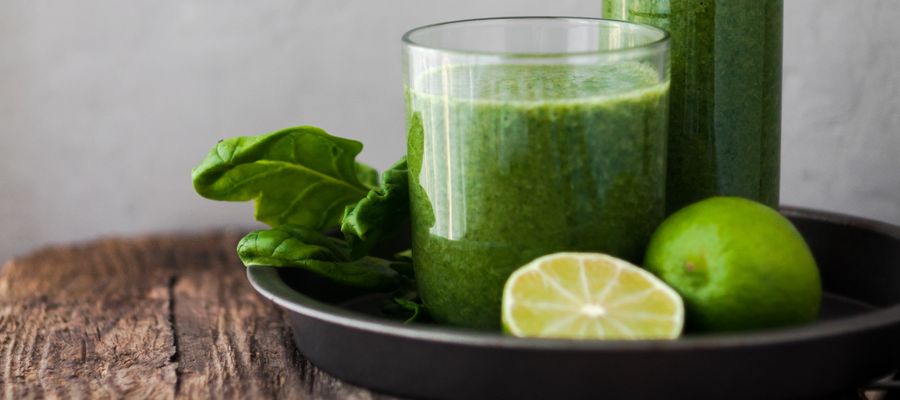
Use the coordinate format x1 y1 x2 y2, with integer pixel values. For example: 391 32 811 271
605 0 783 213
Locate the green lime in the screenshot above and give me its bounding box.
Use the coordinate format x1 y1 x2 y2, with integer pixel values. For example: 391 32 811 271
644 197 821 332
502 252 684 340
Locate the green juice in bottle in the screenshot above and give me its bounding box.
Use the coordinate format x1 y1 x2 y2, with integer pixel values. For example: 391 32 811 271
604 0 783 213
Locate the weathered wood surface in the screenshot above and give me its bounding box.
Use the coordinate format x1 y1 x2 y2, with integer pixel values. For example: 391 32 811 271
0 231 395 399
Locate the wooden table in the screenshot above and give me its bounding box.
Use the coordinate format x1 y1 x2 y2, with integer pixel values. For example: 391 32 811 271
0 231 396 399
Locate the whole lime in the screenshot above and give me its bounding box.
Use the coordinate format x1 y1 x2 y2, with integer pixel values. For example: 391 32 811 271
643 197 821 332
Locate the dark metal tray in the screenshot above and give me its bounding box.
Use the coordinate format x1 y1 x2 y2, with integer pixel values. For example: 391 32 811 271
248 207 900 400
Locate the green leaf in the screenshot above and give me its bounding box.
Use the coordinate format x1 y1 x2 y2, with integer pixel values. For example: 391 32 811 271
394 249 412 262
237 225 405 291
406 112 435 229
341 157 410 257
393 298 424 323
355 162 379 189
391 249 415 279
192 126 372 230
380 287 427 323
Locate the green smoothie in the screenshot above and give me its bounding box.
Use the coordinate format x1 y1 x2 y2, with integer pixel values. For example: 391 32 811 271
406 64 669 329
604 0 783 212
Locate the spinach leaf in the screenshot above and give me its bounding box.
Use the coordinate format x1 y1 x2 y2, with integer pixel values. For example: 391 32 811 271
388 249 415 279
392 298 425 324
192 126 375 230
237 225 407 291
341 157 410 257
406 112 435 229
380 286 427 323
355 162 380 189
394 249 412 260
193 125 417 295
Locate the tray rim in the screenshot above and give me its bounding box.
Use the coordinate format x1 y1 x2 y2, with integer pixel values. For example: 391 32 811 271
247 206 900 351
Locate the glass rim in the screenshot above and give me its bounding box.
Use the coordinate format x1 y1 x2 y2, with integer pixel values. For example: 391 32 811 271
401 16 670 58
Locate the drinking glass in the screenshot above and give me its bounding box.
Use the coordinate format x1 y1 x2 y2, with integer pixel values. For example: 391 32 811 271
403 17 670 329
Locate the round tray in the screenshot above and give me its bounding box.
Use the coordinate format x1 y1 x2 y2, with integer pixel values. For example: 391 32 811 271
248 207 900 400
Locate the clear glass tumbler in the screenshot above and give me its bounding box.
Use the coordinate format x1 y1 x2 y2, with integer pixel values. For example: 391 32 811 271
403 17 670 329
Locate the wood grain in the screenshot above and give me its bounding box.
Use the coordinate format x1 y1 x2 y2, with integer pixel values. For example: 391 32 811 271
0 231 393 399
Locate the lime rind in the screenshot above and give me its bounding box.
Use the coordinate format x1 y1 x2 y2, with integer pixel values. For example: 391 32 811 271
643 196 822 332
502 252 685 340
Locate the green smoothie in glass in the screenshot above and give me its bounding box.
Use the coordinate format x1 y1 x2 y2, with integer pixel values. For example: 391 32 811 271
604 0 783 212
403 18 670 329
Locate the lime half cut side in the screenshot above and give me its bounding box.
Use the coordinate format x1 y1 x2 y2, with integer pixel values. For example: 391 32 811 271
502 252 684 340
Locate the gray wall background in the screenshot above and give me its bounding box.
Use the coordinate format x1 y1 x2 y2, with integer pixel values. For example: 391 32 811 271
1 0 899 264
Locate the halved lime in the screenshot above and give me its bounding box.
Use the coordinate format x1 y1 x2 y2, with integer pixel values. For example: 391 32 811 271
502 252 684 340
